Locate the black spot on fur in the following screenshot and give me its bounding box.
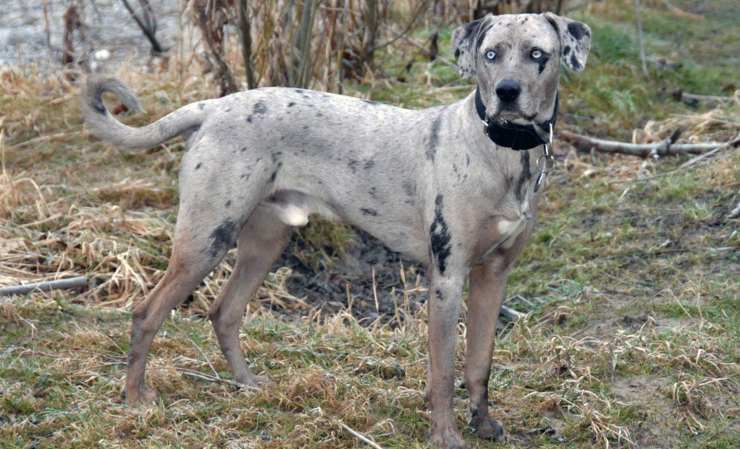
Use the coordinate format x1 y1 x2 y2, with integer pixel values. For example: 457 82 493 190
570 53 582 71
364 160 375 170
465 154 471 167
287 102 296 108
537 56 549 75
240 147 247 153
302 125 309 130
475 22 493 51
195 162 202 170
563 45 571 55
348 159 359 173
271 151 282 163
246 115 253 123
453 163 461 182
368 187 378 198
360 208 378 216
92 95 106 114
429 194 452 274
516 151 532 201
240 173 249 179
253 102 267 114
208 220 237 258
225 200 232 207
426 115 443 161
402 180 416 198
567 22 589 40
316 112 323 117
269 162 282 183
458 18 483 56
435 288 444 302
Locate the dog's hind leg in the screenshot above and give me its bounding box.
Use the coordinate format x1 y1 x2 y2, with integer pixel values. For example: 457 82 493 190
125 147 271 404
208 205 292 387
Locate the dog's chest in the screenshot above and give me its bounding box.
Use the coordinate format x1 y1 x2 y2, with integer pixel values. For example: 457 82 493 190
473 156 542 261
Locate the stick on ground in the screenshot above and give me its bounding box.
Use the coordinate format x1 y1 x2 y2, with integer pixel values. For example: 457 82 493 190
0 276 88 297
559 130 740 158
337 421 386 449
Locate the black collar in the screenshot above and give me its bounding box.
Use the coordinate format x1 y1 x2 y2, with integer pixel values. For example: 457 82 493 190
474 88 558 150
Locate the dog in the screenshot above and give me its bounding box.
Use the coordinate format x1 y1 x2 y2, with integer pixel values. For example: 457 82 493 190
81 12 590 449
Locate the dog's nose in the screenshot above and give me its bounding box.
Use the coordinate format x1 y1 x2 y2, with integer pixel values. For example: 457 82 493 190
495 79 521 103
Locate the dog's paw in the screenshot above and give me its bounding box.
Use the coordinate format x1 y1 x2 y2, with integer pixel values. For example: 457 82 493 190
236 373 272 390
126 386 157 405
430 427 471 449
471 415 505 441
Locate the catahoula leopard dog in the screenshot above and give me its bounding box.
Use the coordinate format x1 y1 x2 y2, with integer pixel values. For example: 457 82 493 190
82 12 590 449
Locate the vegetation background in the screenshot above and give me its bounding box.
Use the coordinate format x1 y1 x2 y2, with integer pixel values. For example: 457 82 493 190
0 0 738 448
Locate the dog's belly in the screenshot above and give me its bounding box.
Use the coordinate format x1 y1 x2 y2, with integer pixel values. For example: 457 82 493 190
264 190 428 262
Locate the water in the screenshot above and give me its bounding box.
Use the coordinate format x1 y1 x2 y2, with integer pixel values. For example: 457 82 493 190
0 0 181 70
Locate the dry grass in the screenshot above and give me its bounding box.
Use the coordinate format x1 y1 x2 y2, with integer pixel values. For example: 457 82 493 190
1 1 739 448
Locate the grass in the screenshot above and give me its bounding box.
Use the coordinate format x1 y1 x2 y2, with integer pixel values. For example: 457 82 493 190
1 1 739 448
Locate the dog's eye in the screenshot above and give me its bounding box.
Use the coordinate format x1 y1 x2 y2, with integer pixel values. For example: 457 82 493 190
485 50 497 61
531 49 543 60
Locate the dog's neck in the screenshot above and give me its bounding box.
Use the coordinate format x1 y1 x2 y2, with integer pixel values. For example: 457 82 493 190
472 87 558 151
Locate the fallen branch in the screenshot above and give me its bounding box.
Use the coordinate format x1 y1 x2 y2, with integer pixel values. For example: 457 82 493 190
0 276 88 297
178 368 258 390
499 304 525 321
680 132 740 168
337 421 386 449
663 0 705 20
672 90 734 108
559 130 739 158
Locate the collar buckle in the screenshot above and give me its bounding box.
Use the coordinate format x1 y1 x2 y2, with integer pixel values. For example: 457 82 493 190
534 123 555 192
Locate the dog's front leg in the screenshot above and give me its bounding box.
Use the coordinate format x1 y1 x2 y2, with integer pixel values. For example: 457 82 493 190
428 274 469 449
464 261 507 441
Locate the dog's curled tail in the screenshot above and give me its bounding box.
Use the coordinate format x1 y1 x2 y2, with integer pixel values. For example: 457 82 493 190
81 76 206 150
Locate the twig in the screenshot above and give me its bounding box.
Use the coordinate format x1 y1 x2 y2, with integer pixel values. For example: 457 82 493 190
371 267 379 314
680 133 740 168
560 130 739 158
634 0 648 76
369 0 430 53
0 276 88 297
42 0 52 59
727 202 740 220
120 0 167 55
178 368 259 390
663 0 705 20
237 0 256 89
499 304 525 322
186 335 220 378
8 130 80 150
337 421 386 449
673 90 734 108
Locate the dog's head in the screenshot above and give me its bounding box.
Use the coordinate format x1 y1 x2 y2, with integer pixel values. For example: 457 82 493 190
453 13 591 127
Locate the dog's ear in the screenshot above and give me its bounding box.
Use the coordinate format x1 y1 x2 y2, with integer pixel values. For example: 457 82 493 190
452 15 493 78
544 13 592 72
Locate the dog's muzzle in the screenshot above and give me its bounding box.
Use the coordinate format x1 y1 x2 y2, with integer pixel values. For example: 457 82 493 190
475 88 558 151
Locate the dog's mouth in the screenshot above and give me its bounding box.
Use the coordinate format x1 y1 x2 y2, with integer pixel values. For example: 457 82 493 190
491 106 538 124
490 114 536 128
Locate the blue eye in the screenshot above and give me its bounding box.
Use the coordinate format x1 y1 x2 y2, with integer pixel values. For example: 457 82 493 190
531 49 543 60
485 50 497 61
